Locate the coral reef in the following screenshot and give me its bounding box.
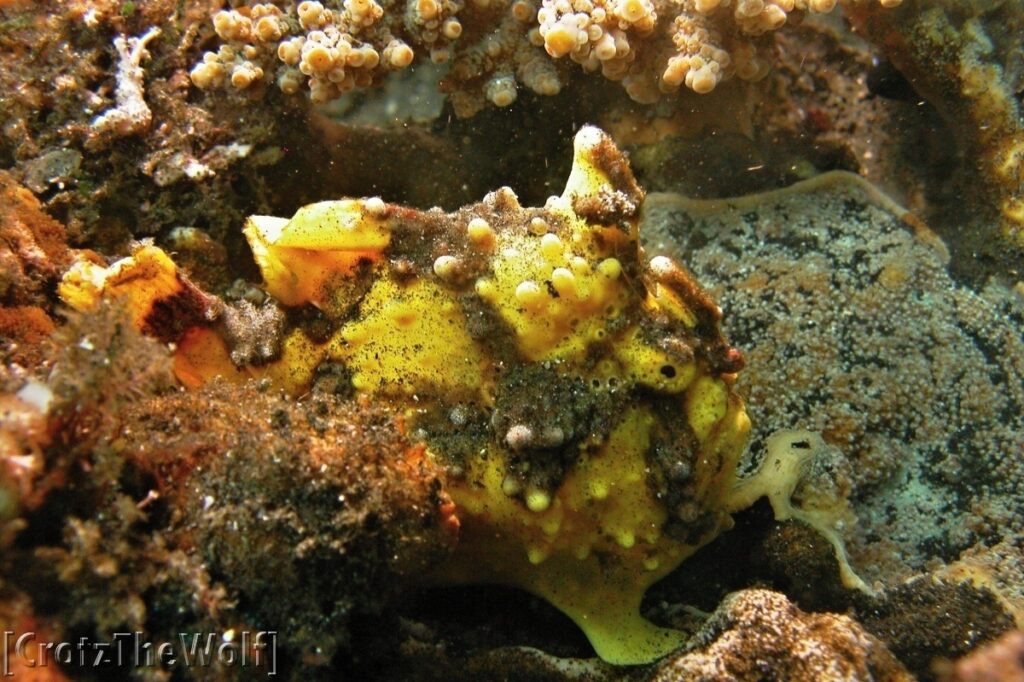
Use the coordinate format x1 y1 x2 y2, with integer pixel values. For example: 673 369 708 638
190 0 903 115
6 0 1011 284
1 0 1023 678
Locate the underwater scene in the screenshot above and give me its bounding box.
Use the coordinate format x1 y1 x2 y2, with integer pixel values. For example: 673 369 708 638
1 0 1023 680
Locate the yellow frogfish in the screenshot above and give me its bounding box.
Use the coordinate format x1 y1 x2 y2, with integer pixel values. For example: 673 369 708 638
60 127 853 664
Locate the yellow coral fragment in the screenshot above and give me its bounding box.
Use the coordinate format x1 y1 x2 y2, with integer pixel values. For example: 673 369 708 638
330 276 489 398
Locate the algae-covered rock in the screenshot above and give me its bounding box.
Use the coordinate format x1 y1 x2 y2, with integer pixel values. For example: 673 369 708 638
652 589 912 682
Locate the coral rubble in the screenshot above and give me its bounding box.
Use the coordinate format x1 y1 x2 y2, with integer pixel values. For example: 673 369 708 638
652 589 912 681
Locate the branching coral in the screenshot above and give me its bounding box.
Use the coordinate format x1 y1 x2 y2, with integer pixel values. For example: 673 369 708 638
89 26 161 143
190 0 902 115
536 0 903 103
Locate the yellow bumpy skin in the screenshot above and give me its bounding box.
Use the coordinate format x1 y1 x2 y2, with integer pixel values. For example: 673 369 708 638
59 127 754 664
330 277 489 398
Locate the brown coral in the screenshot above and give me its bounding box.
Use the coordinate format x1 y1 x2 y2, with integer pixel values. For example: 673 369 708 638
6 315 458 675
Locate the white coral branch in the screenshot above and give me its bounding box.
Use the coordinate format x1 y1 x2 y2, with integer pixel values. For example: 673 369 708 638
91 27 162 138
